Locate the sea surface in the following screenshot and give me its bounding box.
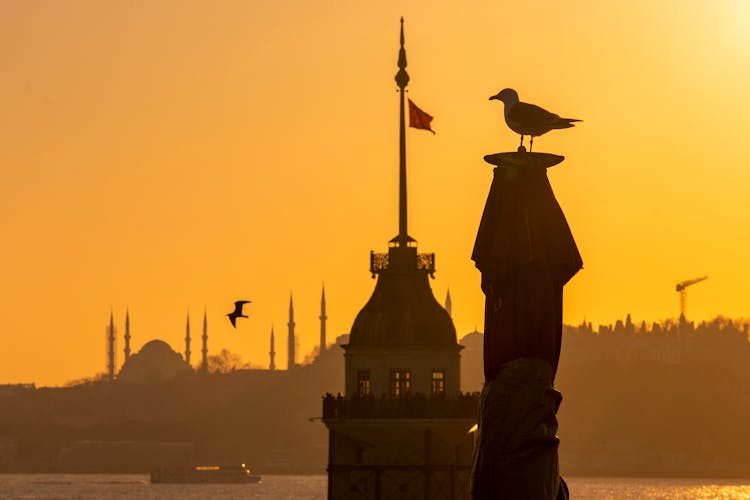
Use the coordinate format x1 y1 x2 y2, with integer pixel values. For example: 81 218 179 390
2 474 750 499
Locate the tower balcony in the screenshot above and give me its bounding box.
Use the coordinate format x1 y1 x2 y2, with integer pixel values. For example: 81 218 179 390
370 249 435 278
322 393 478 421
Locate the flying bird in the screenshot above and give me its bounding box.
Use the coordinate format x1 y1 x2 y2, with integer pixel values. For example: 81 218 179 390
227 300 251 328
489 88 580 152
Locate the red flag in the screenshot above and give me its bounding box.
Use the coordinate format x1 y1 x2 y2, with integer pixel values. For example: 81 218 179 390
408 99 435 134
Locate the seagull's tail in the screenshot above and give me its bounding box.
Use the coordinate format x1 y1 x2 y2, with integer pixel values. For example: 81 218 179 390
552 117 581 129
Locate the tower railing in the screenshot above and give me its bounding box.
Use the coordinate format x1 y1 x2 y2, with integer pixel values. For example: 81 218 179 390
370 251 436 277
323 393 478 420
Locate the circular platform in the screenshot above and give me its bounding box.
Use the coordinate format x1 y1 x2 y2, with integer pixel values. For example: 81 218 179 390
484 152 565 169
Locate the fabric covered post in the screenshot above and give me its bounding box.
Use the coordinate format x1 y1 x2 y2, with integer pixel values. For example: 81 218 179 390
470 153 582 499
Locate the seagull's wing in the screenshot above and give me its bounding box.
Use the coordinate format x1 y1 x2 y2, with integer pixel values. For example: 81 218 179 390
233 300 249 312
228 314 237 328
508 102 561 126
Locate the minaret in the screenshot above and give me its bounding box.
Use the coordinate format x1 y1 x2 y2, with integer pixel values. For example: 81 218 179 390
319 285 327 355
269 325 276 371
185 312 191 365
124 308 131 362
288 293 296 370
201 309 208 372
107 310 116 382
445 289 452 318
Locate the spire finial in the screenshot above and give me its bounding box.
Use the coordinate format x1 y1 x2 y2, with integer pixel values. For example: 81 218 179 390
395 18 409 90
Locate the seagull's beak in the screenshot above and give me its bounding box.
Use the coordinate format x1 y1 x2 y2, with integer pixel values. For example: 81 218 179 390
488 95 497 100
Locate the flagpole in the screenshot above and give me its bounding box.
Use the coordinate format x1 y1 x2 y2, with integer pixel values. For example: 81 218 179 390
395 17 410 248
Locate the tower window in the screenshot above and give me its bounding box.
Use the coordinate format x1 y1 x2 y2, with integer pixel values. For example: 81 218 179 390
431 371 445 397
390 370 411 398
357 370 371 397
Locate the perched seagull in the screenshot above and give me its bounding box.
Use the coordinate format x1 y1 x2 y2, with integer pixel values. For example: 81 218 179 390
489 88 580 152
227 300 251 328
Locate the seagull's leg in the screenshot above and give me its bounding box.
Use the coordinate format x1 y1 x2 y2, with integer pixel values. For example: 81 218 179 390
529 136 534 152
519 135 524 148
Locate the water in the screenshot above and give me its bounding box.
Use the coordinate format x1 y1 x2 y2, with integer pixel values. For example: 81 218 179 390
2 474 750 499
0 474 326 499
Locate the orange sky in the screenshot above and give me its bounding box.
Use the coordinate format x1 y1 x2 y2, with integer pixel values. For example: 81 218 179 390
3 1 750 385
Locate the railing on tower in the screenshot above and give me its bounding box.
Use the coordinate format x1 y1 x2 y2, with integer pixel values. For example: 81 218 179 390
370 251 436 278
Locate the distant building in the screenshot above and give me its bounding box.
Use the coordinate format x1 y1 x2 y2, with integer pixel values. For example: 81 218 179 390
459 329 484 393
118 339 192 384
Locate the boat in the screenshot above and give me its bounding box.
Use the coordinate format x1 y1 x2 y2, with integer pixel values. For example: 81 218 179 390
150 464 261 484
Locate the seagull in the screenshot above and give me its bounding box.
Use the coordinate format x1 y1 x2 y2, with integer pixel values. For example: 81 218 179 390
227 300 251 328
489 88 580 152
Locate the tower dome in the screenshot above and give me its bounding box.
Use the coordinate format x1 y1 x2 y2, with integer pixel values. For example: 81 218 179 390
349 246 456 347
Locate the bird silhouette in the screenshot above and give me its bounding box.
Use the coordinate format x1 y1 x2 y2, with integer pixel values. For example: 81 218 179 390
227 300 251 328
489 88 580 152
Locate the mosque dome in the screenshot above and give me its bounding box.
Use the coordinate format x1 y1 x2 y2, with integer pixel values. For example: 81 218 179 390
118 339 192 383
348 247 457 347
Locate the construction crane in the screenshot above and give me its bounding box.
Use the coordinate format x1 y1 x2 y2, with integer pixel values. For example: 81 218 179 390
675 276 707 319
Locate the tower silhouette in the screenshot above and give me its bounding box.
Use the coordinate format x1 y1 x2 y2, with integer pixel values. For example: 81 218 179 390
445 288 452 318
201 309 208 372
124 308 131 362
319 285 327 356
269 325 276 371
106 310 116 382
322 19 475 499
185 312 191 365
287 293 296 370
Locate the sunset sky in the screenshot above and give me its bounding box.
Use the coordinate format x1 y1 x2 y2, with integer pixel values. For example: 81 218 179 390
3 1 750 385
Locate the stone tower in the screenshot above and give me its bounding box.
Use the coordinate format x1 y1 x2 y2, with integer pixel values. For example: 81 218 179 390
322 19 477 500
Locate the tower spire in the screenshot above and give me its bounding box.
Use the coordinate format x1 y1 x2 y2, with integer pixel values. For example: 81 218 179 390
270 325 276 371
395 17 412 247
185 311 191 365
201 308 208 373
107 310 116 382
288 292 296 370
124 308 131 362
319 284 327 356
445 288 452 318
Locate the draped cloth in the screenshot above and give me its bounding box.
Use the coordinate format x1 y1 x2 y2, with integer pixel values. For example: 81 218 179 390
470 358 568 500
471 162 582 381
470 157 581 499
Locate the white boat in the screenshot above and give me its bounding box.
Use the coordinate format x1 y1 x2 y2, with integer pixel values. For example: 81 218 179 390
150 464 261 484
